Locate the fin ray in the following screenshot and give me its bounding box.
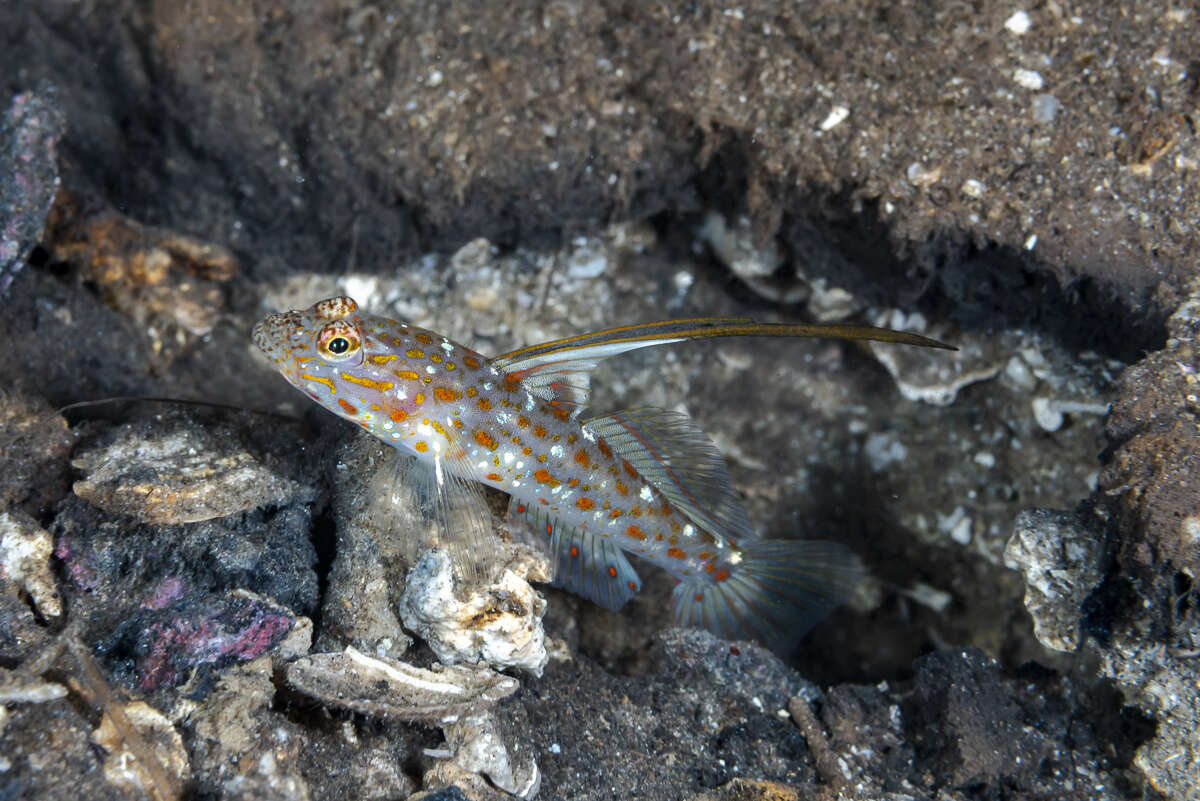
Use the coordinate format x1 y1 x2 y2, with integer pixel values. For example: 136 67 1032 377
583 408 758 544
672 539 864 647
492 318 954 416
507 499 641 611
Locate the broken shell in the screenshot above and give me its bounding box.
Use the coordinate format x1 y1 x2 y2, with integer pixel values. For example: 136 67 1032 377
284 646 518 724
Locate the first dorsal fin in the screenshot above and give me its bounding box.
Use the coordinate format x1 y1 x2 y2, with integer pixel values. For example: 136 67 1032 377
491 317 954 417
583 408 757 545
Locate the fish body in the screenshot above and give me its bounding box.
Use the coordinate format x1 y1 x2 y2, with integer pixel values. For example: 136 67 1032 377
254 296 950 646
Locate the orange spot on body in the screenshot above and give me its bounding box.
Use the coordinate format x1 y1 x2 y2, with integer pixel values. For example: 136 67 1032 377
369 354 398 365
517 415 530 428
516 504 526 513
414 332 433 344
340 373 394 392
533 425 547 438
463 355 481 369
576 497 595 510
714 569 730 582
608 566 618 578
539 497 549 505
552 407 570 422
434 387 462 402
597 438 613 459
338 399 358 415
431 353 442 363
535 469 559 487
301 374 337 394
523 447 533 456
478 397 492 411
694 593 704 602
625 525 645 539
623 460 638 478
390 408 407 422
406 349 425 359
615 480 629 495
414 392 426 405
574 450 590 468
610 509 622 518
415 441 429 453
394 370 419 381
570 545 579 557
466 386 478 397
667 547 686 559
630 505 642 517
486 472 502 481
474 430 498 450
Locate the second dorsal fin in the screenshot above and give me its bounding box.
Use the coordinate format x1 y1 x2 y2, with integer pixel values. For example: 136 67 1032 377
582 408 757 545
507 499 642 611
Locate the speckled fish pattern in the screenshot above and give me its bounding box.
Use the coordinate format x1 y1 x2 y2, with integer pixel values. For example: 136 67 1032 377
254 296 951 646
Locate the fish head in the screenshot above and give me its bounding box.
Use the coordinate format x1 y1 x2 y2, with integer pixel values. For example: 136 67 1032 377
253 296 365 383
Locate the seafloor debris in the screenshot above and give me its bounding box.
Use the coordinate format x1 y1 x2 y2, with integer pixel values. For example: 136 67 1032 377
428 709 540 799
41 189 237 362
284 646 518 724
72 413 307 525
1004 508 1106 653
91 700 189 799
0 391 74 516
0 509 62 619
398 547 550 676
123 591 301 690
0 84 64 295
1095 276 1200 800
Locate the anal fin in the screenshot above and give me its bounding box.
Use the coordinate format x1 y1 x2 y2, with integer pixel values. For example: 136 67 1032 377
507 499 641 612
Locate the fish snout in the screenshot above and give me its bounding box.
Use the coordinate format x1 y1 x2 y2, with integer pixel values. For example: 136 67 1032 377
252 311 305 365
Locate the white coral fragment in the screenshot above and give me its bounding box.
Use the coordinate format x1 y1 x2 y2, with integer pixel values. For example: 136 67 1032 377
399 548 549 676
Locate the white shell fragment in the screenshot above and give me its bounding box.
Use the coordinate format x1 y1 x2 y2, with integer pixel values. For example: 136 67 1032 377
90 701 189 799
430 709 541 799
0 509 61 618
868 311 1010 406
284 646 518 724
399 548 550 676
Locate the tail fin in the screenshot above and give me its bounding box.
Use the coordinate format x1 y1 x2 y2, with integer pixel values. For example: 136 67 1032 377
671 539 864 648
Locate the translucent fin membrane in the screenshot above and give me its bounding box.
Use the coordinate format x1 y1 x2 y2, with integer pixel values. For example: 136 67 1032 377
672 539 864 647
584 408 757 545
508 500 642 612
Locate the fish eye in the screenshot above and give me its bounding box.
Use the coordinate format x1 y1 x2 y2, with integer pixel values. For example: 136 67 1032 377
315 321 362 363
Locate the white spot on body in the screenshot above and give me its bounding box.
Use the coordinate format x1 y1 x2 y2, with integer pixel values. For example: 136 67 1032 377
1004 10 1031 34
639 485 654 502
440 341 454 352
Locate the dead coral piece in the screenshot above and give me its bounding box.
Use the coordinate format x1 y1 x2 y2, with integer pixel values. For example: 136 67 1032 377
91 700 189 800
72 414 305 525
399 548 549 676
43 189 236 361
1004 508 1106 653
285 646 518 724
0 509 62 618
